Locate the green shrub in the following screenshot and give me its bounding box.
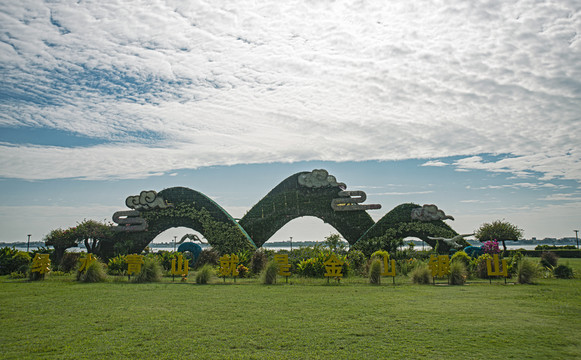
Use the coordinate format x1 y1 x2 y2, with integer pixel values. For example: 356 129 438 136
507 251 524 276
78 260 107 283
237 264 249 278
473 254 492 279
0 248 31 275
449 261 467 285
553 264 574 279
154 251 175 271
9 271 27 279
262 260 279 285
540 251 558 269
59 252 81 272
397 258 419 276
195 264 214 284
107 255 127 275
132 257 162 283
250 249 268 275
411 264 431 285
194 248 220 269
517 257 539 284
347 250 367 276
369 259 381 285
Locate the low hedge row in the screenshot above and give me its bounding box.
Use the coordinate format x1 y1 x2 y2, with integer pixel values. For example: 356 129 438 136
503 249 581 258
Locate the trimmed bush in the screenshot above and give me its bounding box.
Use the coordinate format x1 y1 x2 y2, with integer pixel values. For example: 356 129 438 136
450 251 470 268
540 251 558 269
411 264 431 285
250 249 268 275
59 252 81 273
78 260 107 283
517 257 539 284
553 264 574 279
195 264 214 284
369 259 381 285
132 257 162 283
262 261 279 285
449 261 467 285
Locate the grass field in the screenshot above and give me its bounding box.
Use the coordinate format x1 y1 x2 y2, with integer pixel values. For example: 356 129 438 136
1 259 581 359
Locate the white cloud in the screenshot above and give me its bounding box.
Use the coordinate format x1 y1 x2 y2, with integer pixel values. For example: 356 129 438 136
0 0 579 183
421 160 448 167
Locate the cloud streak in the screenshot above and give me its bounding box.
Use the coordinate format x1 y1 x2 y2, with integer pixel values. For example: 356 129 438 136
0 1 579 182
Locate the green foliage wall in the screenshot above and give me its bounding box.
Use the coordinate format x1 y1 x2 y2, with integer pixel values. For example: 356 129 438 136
353 203 459 254
239 172 375 247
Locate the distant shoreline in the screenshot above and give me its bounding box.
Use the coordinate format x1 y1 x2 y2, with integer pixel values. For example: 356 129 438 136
1 238 578 250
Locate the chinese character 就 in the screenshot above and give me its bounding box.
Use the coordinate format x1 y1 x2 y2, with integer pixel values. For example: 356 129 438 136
219 254 239 277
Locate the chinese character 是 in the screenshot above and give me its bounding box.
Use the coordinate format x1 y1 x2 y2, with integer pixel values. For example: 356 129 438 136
274 254 291 277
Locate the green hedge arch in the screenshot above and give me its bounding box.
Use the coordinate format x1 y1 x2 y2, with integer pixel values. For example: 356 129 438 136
353 203 463 254
102 187 256 257
239 172 376 248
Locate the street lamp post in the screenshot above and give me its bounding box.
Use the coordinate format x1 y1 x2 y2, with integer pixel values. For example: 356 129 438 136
290 237 293 251
174 236 177 252
27 234 31 252
575 230 579 249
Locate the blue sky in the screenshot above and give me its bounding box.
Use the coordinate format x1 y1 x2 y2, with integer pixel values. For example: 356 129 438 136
1 1 580 243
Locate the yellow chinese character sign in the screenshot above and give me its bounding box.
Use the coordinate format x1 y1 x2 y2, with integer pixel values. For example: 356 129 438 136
274 254 291 277
31 254 50 275
219 254 239 277
486 254 508 278
171 254 189 276
78 253 96 273
381 254 396 277
323 254 344 278
126 254 144 275
428 254 450 278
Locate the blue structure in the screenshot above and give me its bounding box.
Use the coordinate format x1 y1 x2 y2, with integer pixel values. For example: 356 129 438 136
177 242 203 266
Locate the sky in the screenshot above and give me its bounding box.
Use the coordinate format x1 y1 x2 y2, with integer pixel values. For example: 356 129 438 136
1 0 580 244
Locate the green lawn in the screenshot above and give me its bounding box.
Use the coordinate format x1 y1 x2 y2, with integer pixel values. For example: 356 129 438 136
1 259 581 359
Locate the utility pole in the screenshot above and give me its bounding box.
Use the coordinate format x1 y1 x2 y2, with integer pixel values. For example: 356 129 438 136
174 236 177 252
575 230 579 249
27 234 31 252
290 237 293 251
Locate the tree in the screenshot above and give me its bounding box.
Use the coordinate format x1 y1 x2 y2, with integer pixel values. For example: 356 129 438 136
324 234 348 253
475 220 523 251
74 219 114 254
44 228 77 263
44 220 113 263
